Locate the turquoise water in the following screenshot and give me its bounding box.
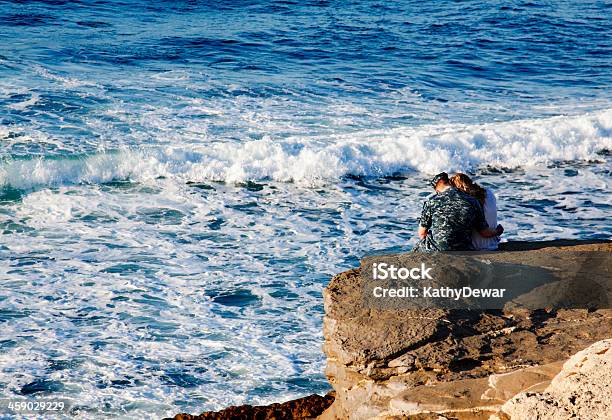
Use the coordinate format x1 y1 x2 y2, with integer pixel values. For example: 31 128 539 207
0 0 611 418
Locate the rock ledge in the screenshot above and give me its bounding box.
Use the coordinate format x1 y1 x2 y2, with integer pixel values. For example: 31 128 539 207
321 240 611 419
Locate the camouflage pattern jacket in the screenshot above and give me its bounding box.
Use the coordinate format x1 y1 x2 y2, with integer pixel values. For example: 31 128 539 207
418 187 488 251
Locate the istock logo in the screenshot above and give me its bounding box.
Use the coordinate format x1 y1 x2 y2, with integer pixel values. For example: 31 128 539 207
372 263 433 280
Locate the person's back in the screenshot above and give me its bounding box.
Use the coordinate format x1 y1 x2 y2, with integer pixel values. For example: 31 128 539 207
419 187 488 251
471 188 499 250
448 173 501 251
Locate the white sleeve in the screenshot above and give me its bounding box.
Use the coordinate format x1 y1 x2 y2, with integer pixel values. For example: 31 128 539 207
484 189 497 228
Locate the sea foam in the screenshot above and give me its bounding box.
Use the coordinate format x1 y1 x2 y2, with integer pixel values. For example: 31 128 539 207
1 109 610 190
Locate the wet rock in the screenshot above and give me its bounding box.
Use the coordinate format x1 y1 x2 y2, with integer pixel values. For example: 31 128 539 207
167 393 335 420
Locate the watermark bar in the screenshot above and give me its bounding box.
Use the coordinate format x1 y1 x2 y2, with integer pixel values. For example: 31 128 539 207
361 251 611 310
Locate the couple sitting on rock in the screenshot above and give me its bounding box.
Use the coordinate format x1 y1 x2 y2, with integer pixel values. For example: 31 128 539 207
416 172 504 251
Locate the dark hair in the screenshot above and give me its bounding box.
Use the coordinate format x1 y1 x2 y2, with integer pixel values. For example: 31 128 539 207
430 172 449 188
450 173 486 204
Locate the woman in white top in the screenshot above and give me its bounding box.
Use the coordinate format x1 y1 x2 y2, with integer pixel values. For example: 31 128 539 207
450 173 500 250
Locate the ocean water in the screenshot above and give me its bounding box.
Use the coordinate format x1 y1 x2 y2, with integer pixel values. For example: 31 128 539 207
0 0 610 418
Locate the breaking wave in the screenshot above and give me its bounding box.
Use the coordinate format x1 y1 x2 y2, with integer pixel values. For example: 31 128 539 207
1 109 610 190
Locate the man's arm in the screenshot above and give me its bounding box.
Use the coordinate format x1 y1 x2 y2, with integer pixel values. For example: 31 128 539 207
478 224 504 238
472 198 503 238
418 200 432 239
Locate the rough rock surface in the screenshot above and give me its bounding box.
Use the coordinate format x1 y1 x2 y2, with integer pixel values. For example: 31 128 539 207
321 240 612 419
167 393 335 420
500 339 612 420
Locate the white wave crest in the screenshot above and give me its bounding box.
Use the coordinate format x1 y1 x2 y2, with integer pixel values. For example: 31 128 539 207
1 109 610 190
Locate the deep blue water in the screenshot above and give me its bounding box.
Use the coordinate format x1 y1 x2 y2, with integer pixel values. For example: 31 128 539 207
0 1 610 418
1 0 611 158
